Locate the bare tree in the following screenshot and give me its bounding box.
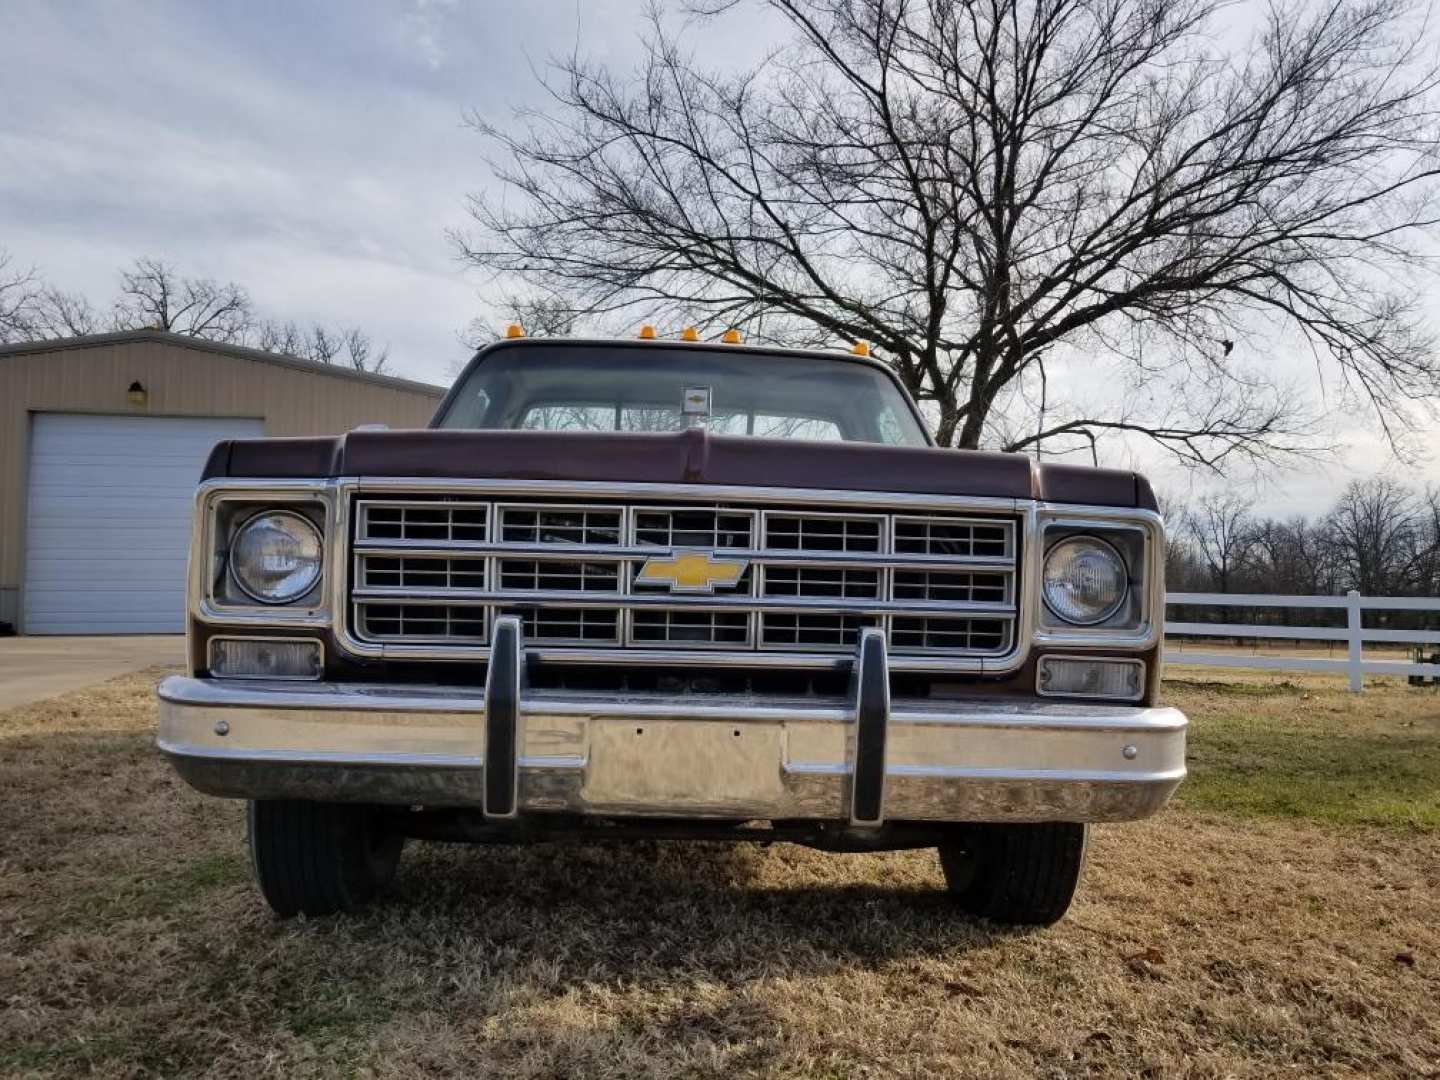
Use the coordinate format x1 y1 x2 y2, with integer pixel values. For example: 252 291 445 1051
112 257 254 341
3 251 393 373
338 328 388 373
252 319 390 373
1186 492 1256 594
27 287 102 338
1324 476 1430 595
1154 492 1195 586
461 0 1440 468
463 293 581 348
0 250 40 343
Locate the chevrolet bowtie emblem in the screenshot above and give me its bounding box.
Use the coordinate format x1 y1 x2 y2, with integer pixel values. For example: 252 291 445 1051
635 550 748 593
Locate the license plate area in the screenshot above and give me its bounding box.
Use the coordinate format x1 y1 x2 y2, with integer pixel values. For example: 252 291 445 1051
583 719 785 815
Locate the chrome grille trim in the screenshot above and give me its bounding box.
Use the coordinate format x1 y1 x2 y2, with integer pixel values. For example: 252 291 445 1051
496 503 623 546
762 510 885 553
358 500 489 546
352 542 1011 569
498 557 623 593
632 506 755 549
348 493 1019 663
629 608 752 648
350 588 997 615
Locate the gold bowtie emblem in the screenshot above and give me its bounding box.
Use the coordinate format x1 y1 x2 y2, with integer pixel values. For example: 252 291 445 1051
635 550 748 593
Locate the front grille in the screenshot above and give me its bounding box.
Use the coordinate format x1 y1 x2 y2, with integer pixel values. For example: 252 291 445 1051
348 496 1018 664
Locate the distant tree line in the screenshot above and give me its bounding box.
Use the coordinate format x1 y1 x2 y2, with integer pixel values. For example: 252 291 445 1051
1164 478 1440 635
0 250 388 373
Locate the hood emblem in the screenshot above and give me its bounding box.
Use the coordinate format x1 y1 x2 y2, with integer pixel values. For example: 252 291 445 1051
635 550 748 593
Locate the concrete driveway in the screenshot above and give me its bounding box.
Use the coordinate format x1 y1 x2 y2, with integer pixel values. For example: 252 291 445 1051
0 635 184 710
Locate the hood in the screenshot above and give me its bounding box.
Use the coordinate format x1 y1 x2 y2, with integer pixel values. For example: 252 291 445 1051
201 428 1156 509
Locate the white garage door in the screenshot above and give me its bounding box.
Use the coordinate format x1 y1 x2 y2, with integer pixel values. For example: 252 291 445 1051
23 413 265 634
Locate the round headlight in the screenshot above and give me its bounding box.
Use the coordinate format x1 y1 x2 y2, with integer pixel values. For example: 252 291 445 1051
1043 536 1129 625
229 510 323 604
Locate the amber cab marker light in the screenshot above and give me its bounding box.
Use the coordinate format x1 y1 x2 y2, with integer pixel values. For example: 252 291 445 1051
851 341 870 357
681 326 700 342
505 323 524 339
722 328 742 344
639 324 657 339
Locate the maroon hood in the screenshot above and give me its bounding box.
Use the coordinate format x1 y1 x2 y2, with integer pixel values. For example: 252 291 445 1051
201 428 1156 509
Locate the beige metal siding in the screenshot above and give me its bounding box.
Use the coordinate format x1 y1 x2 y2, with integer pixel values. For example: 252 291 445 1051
0 335 445 614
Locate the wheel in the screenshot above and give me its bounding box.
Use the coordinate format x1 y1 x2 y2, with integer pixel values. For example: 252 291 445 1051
937 822 1088 926
247 800 404 917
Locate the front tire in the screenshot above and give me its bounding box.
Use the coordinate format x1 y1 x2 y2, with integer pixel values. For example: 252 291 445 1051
937 822 1088 926
247 800 404 917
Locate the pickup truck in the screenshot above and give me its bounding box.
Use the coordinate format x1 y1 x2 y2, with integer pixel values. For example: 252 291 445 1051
156 333 1187 924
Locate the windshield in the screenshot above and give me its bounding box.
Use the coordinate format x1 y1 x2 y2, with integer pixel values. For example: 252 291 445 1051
436 344 930 447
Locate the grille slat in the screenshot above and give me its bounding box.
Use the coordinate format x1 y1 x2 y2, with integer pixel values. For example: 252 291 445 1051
891 616 1009 652
500 559 621 593
632 609 750 646
503 606 620 645
893 517 1010 558
500 506 621 546
634 508 754 549
764 565 881 599
764 512 882 553
892 569 1008 604
761 612 873 648
351 498 1017 660
360 603 487 642
361 503 488 544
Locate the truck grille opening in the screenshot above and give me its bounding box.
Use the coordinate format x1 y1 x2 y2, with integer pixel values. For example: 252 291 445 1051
499 559 621 592
347 495 1018 667
503 606 619 644
632 609 750 645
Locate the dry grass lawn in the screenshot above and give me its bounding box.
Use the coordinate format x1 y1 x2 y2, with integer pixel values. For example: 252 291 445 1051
2 669 1438 1078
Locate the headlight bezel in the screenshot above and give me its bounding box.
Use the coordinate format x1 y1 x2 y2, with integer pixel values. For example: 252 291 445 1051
1033 514 1156 642
1042 533 1131 626
227 508 325 605
197 484 333 621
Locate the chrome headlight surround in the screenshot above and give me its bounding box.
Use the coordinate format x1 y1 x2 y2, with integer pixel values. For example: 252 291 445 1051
193 481 335 627
1033 510 1160 646
227 509 324 604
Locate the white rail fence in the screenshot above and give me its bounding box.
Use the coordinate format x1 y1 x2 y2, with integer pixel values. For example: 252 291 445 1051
1164 591 1440 691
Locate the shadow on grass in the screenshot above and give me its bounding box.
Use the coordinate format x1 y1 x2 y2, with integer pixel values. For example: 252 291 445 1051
2 728 1030 1077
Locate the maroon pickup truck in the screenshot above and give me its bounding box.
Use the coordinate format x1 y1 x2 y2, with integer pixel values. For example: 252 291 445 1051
157 335 1186 924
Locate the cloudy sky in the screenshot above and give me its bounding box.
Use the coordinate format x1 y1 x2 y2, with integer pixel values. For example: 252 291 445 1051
1 0 1436 515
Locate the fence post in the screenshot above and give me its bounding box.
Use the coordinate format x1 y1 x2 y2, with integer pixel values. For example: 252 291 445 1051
1347 590 1363 693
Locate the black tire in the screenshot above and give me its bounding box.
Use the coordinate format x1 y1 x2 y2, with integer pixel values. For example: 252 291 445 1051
247 800 404 917
937 822 1088 926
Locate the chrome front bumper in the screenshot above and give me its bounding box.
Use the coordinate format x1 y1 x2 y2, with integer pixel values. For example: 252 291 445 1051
157 628 1186 825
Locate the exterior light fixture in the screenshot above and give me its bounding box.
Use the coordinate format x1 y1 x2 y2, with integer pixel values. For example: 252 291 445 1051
722 328 742 343
127 381 148 407
638 324 657 339
681 326 700 342
852 341 870 357
505 323 525 339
